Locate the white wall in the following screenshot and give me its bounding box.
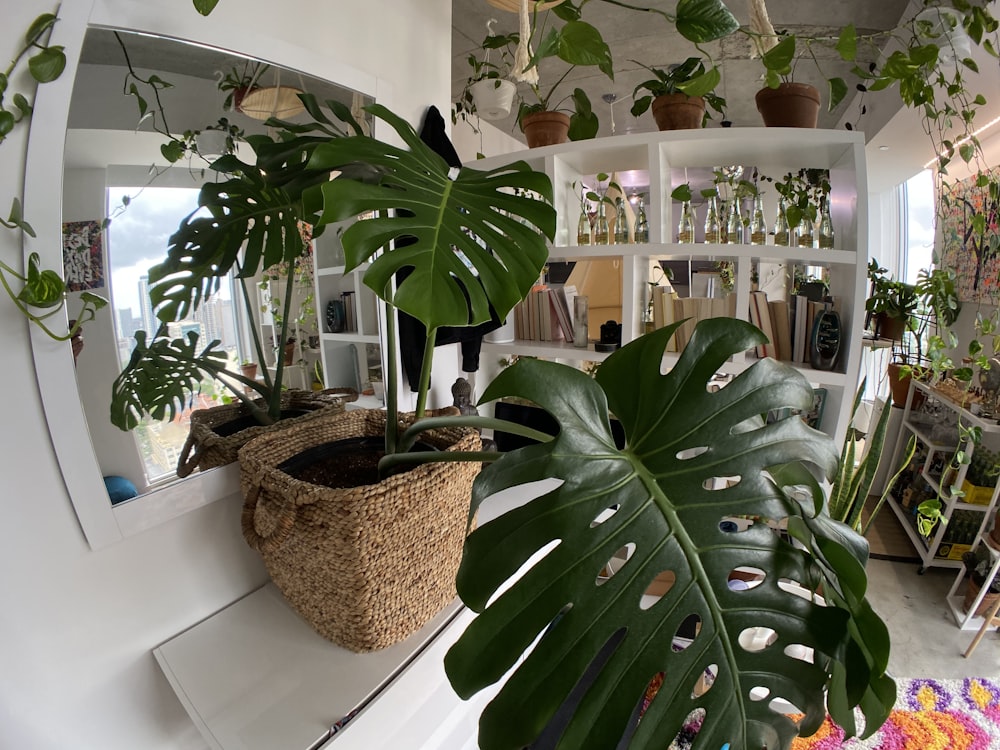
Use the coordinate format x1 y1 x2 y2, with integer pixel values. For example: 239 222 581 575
0 0 451 747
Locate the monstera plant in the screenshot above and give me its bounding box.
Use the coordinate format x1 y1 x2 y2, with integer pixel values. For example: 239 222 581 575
445 320 895 749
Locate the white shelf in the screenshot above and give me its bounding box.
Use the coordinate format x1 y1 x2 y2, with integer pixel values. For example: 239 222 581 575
945 537 1000 631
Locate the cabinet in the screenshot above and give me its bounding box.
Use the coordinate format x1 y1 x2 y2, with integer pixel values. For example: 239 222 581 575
886 380 1000 574
471 129 868 444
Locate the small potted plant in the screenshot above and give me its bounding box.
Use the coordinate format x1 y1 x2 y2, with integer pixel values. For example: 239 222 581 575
458 29 519 122
629 56 726 130
514 9 614 146
961 543 1000 618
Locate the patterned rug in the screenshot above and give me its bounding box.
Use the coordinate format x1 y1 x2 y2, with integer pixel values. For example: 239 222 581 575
791 677 1000 749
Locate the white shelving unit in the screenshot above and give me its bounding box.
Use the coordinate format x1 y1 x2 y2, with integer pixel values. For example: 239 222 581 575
946 534 1000 631
473 128 868 445
886 379 1000 573
312 222 386 398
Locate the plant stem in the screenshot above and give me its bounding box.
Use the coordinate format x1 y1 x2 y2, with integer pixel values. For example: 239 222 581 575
237 273 272 391
383 278 399 455
414 325 437 419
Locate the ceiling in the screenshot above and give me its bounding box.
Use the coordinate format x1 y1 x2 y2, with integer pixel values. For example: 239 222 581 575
450 0 913 141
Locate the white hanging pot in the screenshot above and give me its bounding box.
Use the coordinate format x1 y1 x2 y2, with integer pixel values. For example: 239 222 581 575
914 7 971 67
469 79 517 120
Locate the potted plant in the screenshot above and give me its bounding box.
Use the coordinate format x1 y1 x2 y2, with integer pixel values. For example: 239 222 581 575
458 29 519 122
514 6 614 146
629 56 726 130
865 260 919 343
961 542 1000 618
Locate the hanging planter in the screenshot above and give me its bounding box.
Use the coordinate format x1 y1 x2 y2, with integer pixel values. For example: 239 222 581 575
469 78 517 120
755 82 821 128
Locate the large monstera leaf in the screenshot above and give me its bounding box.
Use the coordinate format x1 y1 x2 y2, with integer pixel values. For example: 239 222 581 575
445 319 894 750
111 331 230 430
307 104 555 331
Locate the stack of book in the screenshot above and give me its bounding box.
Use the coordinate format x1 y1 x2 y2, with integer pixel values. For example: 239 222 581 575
650 284 737 352
512 284 578 342
748 288 838 364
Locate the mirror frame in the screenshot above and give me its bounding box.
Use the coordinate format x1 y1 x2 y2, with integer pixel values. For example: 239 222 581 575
24 0 386 549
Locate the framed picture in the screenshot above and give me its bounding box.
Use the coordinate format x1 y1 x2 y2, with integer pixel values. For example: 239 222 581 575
62 220 105 291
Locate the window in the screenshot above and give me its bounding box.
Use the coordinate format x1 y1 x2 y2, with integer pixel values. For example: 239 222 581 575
106 186 249 483
902 169 936 284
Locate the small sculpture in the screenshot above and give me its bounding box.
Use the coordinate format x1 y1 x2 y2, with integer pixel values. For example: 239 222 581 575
452 377 478 418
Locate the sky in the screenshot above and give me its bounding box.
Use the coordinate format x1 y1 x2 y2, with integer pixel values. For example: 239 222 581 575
105 185 208 316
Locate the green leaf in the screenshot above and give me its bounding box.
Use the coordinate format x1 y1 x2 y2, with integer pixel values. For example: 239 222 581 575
828 77 848 111
836 24 857 61
111 331 230 430
762 35 795 74
17 253 65 307
677 66 720 98
0 111 15 139
12 93 31 118
671 184 693 202
555 21 614 80
80 291 108 310
192 0 220 15
959 143 975 163
28 46 66 83
567 88 598 141
675 0 740 43
446 320 889 750
6 197 35 237
160 139 185 163
308 104 554 332
25 13 57 43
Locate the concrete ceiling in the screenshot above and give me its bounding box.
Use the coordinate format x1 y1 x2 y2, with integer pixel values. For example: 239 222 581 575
450 0 913 140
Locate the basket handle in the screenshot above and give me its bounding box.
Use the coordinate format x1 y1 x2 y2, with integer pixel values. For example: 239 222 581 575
240 481 299 554
176 432 202 478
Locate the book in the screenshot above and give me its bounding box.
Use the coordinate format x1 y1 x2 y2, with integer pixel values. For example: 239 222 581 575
658 287 680 351
748 290 776 359
768 300 791 361
548 287 574 341
793 294 809 363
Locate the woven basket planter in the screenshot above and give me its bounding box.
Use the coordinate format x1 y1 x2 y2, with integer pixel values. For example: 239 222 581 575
176 388 356 478
238 408 481 652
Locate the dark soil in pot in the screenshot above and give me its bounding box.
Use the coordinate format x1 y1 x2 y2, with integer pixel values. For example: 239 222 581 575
213 409 313 437
277 436 438 488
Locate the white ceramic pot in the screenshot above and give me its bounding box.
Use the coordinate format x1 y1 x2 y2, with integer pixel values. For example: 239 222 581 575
469 79 516 120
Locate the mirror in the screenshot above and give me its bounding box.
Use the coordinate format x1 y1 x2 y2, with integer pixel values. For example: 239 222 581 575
25 8 379 549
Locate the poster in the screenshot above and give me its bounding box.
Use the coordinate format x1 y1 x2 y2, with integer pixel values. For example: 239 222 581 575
939 169 1000 304
62 220 105 292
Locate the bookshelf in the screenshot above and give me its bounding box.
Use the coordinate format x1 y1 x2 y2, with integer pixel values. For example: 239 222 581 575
473 128 867 445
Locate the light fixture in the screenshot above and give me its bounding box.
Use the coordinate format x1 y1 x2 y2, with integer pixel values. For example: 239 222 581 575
923 113 1000 169
878 145 890 151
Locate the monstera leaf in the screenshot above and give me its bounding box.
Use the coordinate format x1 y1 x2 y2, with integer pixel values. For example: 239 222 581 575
307 104 555 332
111 331 232 430
445 319 894 750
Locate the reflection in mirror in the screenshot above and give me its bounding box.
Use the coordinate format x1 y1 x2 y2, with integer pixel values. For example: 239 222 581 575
60 27 375 543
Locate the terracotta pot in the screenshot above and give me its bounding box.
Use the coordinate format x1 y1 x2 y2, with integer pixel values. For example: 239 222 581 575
283 341 296 365
886 362 926 409
873 312 907 341
521 111 570 148
651 93 705 131
755 82 821 128
963 576 1000 620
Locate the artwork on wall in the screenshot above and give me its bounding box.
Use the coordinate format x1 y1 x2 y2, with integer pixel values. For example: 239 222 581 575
939 168 1000 304
62 220 105 292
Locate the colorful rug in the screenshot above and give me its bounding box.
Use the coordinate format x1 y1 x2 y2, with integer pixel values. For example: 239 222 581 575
791 677 1000 749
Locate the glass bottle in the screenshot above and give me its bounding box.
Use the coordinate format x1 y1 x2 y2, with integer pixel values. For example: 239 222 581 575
594 202 610 245
634 195 649 244
677 200 695 243
703 194 721 244
577 210 591 245
773 197 789 247
726 197 743 244
797 211 815 248
817 197 835 249
614 197 629 244
749 194 767 245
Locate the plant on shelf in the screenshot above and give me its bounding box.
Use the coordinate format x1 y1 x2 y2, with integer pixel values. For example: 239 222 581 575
628 56 726 129
513 3 614 144
961 543 1000 595
865 260 919 344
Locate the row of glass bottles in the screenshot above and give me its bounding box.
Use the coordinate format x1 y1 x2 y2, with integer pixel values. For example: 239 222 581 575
577 195 650 245
677 195 834 248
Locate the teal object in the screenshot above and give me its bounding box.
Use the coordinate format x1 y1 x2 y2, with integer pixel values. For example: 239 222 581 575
810 306 841 371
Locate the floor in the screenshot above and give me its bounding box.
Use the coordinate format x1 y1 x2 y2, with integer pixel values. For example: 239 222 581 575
866 557 1000 678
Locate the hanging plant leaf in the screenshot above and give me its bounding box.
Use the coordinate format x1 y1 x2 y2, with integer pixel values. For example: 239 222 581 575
675 0 740 43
